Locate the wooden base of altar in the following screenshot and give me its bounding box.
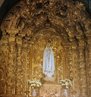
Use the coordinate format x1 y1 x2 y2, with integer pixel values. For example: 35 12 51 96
40 83 62 97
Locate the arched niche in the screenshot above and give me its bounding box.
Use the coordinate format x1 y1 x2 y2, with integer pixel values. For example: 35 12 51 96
28 28 69 83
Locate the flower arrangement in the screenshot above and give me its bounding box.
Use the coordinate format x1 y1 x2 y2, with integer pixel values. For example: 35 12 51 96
28 79 42 88
59 79 72 89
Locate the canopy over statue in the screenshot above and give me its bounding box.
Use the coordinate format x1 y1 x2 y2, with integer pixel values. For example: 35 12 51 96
43 44 55 79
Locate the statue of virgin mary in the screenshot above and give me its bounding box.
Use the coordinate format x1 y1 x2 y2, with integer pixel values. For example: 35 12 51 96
43 44 55 78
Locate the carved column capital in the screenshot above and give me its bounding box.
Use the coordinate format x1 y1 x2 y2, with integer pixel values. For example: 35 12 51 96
16 36 22 46
1 33 9 45
7 28 19 35
7 29 19 44
9 35 16 43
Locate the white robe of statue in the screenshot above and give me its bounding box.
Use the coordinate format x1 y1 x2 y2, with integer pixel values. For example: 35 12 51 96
43 45 55 78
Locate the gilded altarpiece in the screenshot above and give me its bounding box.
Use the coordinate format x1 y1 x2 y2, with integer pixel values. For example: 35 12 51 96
0 0 90 97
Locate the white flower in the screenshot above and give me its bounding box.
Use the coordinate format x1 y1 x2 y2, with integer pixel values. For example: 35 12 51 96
59 79 72 88
28 79 42 88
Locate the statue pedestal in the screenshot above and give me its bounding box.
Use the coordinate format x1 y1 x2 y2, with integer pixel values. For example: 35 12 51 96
40 83 61 97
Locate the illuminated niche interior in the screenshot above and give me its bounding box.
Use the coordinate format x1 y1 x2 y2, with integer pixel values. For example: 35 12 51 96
29 28 69 83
